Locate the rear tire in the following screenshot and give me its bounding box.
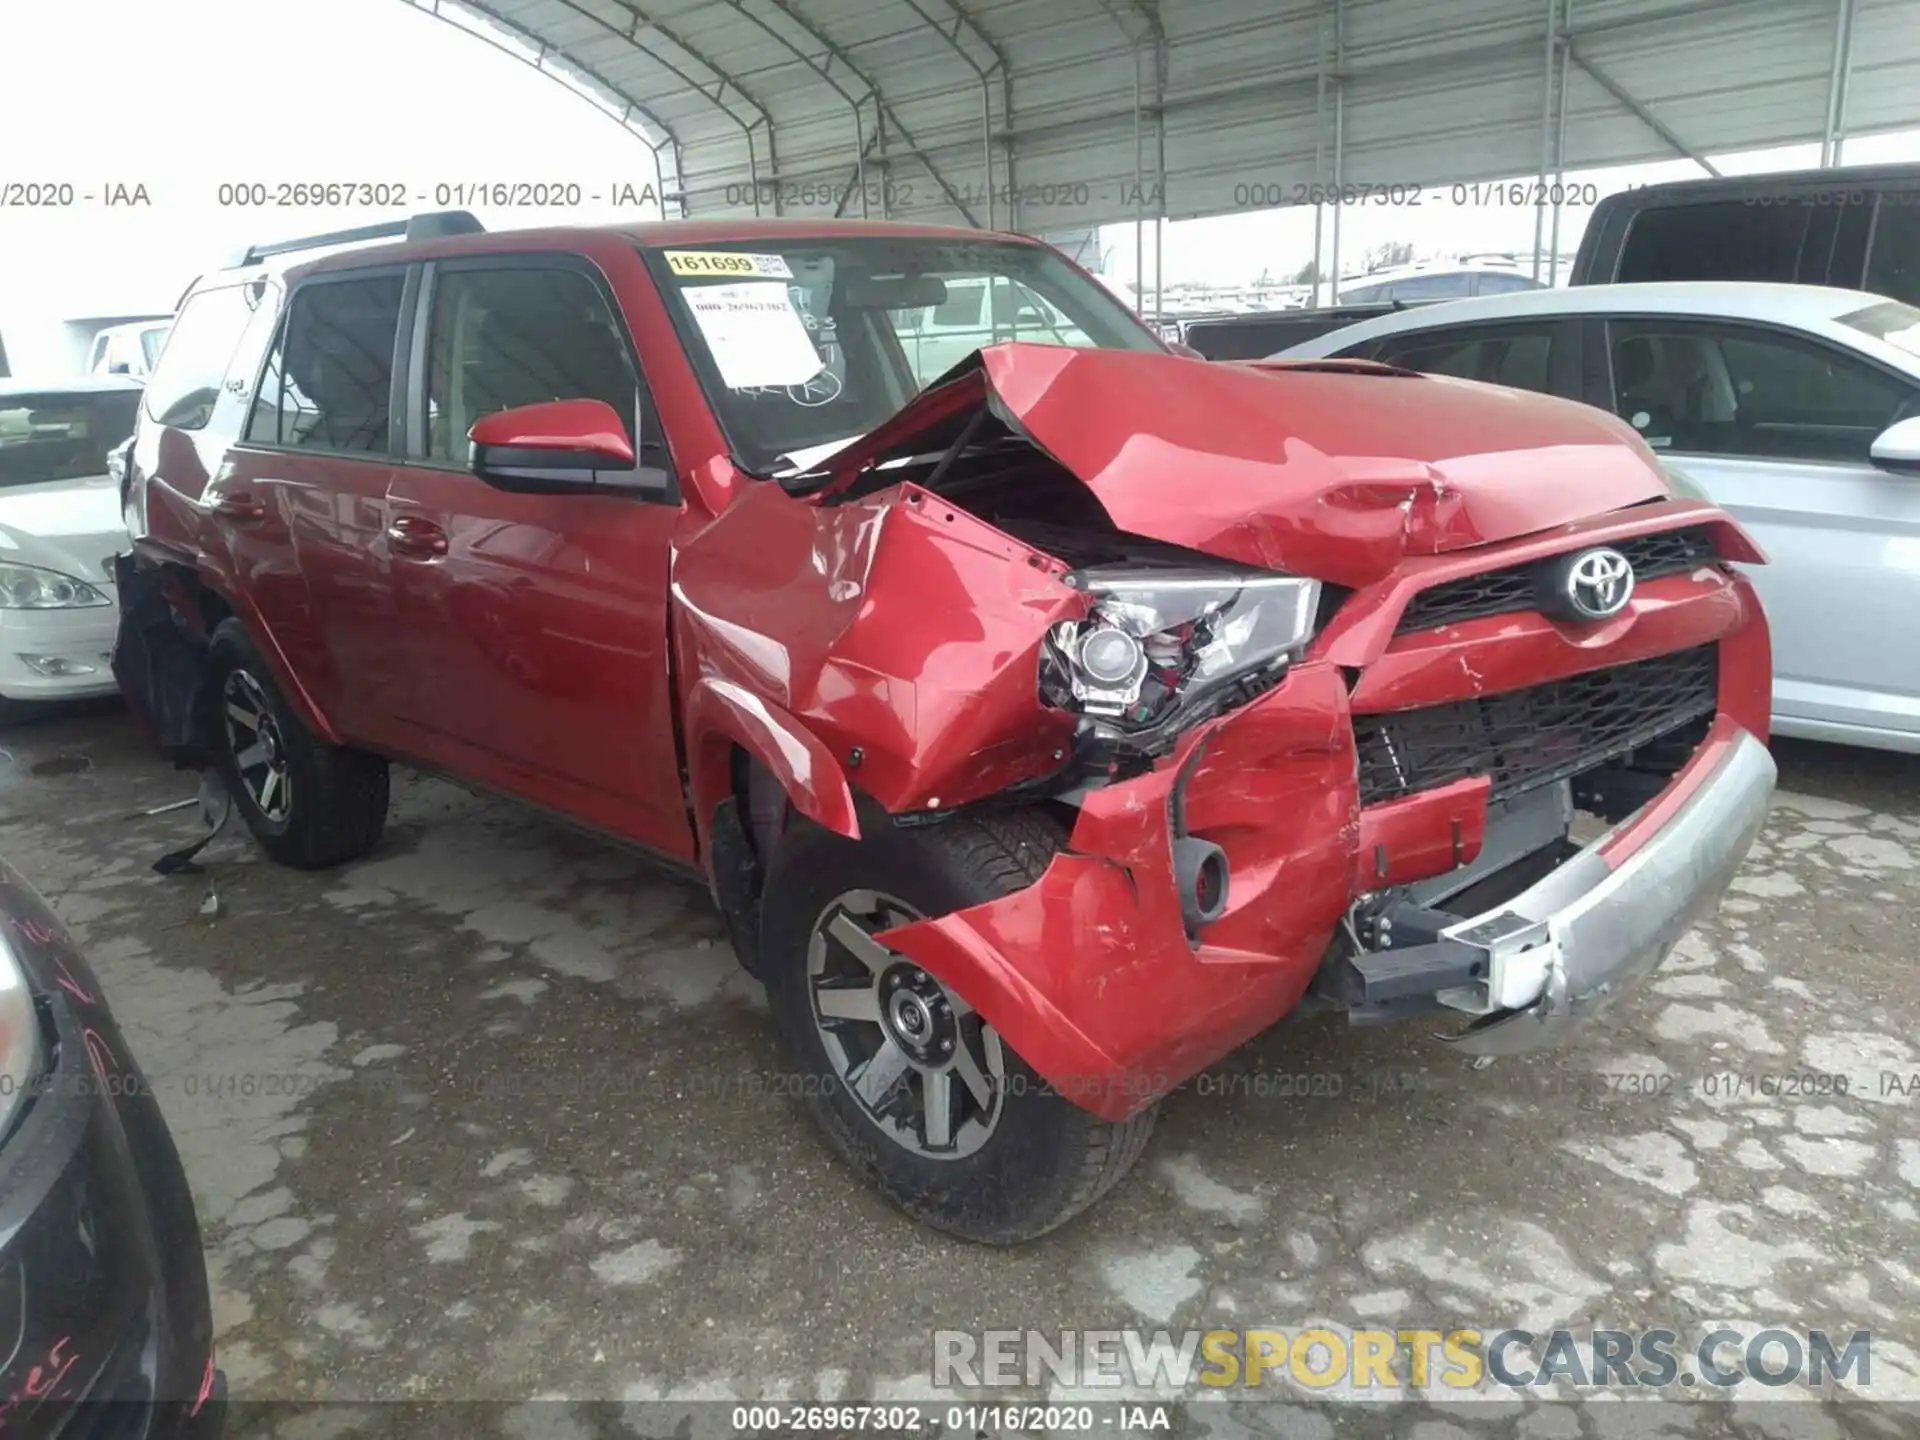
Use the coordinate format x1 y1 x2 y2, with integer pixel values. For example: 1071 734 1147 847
207 619 388 870
760 808 1157 1244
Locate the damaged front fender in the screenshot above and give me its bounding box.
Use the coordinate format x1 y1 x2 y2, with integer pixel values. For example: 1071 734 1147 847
874 661 1360 1121
673 477 1085 823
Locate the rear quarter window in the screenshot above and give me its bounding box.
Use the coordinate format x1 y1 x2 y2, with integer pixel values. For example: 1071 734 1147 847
143 283 267 431
1618 201 1811 284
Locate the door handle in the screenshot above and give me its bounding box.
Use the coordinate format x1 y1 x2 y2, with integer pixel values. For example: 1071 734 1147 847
208 491 267 523
386 515 449 559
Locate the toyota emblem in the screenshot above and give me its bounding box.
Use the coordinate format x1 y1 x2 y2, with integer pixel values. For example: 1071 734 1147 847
1565 548 1635 619
1535 546 1636 621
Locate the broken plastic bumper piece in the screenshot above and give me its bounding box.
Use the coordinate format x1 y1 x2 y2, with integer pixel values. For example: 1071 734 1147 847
1419 719 1774 1056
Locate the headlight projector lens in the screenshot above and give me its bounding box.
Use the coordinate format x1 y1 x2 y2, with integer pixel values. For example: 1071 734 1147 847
1079 626 1145 685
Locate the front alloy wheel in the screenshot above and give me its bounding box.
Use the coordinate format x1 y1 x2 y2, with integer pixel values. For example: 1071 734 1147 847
807 890 1006 1158
760 812 1160 1243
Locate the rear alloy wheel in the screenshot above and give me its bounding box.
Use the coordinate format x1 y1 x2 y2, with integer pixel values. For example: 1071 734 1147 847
222 669 294 824
807 890 1007 1159
760 811 1159 1243
206 619 389 870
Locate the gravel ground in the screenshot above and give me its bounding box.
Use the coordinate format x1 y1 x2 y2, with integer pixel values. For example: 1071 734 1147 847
3 703 1917 1440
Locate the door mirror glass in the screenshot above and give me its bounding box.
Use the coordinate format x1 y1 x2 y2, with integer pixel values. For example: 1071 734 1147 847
1869 414 1920 474
469 398 641 493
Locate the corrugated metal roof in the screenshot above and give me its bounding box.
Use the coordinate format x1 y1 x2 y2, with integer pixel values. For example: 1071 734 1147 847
404 0 1920 230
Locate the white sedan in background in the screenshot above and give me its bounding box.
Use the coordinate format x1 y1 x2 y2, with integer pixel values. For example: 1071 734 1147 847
0 377 140 722
1278 281 1920 754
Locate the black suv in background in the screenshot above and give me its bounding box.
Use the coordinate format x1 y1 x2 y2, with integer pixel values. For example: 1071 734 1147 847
1571 161 1920 305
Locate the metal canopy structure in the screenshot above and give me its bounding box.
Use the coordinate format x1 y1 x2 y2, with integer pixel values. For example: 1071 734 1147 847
404 0 1918 262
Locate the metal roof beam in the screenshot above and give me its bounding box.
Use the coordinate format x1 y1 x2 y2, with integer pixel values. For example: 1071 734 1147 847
1565 45 1721 176
404 0 684 210
726 0 984 227
547 0 778 212
714 0 879 213
894 0 1007 226
983 0 1792 145
1822 0 1858 165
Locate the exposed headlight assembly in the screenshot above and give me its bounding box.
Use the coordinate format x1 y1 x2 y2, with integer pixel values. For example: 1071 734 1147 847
0 562 109 610
1041 565 1321 735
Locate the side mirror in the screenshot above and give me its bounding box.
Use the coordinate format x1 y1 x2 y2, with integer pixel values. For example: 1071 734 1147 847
1011 305 1048 328
108 361 132 375
1167 340 1206 361
1869 414 1920 474
468 399 669 497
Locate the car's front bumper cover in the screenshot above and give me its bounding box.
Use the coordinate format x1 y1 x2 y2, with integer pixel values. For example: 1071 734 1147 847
0 598 120 702
1426 719 1774 1055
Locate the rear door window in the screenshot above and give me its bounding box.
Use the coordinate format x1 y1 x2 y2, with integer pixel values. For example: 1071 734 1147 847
1386 272 1476 300
1865 199 1920 306
143 284 262 430
1369 323 1559 394
1617 202 1811 284
248 274 405 454
1606 318 1916 462
1473 272 1543 295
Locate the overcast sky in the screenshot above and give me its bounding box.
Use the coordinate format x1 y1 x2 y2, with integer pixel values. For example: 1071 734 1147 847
3 0 1917 335
0 0 669 323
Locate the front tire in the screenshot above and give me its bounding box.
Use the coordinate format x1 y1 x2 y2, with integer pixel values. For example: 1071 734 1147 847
760 809 1157 1243
207 619 389 870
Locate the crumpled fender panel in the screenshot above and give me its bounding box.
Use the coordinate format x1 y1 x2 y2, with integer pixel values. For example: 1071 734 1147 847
875 661 1360 1122
110 555 209 758
672 478 1084 824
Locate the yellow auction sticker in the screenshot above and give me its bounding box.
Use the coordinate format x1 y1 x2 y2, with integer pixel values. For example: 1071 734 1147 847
664 250 793 279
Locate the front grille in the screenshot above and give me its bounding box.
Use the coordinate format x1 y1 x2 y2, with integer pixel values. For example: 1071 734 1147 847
1353 645 1718 805
1396 526 1719 633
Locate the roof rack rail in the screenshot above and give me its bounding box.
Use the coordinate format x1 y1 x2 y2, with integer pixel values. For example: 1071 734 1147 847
223 209 485 269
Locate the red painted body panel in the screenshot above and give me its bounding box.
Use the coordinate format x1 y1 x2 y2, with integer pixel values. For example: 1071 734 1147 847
1348 572 1752 714
811 346 1675 588
673 478 1084 818
878 661 1361 1120
469 397 635 463
880 559 1768 1119
683 676 861 845
125 217 1776 1124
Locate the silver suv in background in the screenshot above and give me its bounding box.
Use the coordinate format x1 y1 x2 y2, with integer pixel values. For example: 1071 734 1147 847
87 319 173 378
1338 256 1548 303
1276 280 1920 754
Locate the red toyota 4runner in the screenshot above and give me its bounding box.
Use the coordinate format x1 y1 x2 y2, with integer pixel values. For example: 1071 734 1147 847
117 212 1776 1242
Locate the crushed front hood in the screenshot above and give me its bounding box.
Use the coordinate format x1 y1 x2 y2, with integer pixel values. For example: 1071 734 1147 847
812 344 1671 588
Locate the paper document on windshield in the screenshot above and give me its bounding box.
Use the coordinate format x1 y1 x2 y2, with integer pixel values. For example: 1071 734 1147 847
685 281 824 391
776 437 860 474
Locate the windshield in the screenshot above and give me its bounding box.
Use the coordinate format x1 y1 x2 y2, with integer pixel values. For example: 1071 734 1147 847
0 389 140 489
1838 299 1920 360
643 236 1164 475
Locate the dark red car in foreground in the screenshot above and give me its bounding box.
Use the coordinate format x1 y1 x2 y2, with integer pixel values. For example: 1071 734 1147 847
0 859 222 1434
116 212 1775 1241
